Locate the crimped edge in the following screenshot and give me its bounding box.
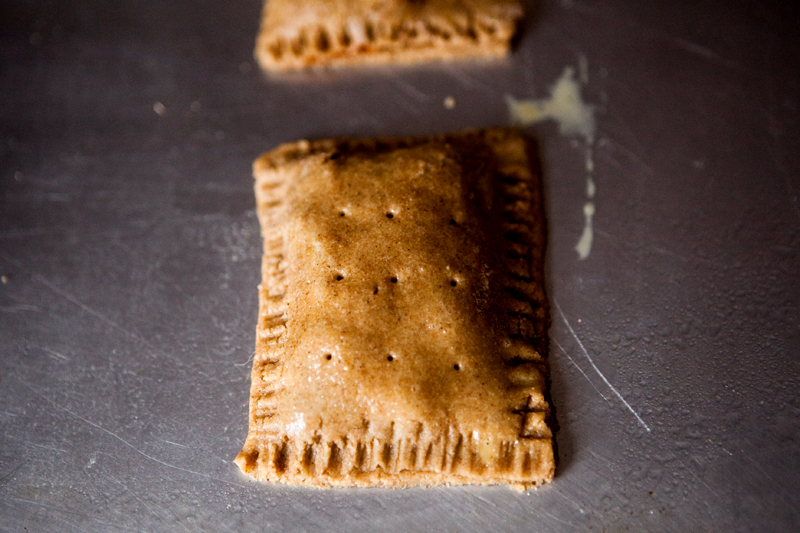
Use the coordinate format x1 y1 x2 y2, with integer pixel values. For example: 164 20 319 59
254 0 523 71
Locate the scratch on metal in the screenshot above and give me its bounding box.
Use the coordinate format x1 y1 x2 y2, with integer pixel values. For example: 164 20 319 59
389 74 431 102
233 350 255 367
20 380 247 488
0 461 25 487
552 338 609 401
554 299 651 432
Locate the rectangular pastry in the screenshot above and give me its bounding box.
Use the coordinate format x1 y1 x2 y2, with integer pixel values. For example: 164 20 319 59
255 0 524 71
235 128 554 488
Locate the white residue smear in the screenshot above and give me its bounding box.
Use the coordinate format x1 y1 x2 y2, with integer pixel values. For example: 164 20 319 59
506 66 595 142
575 202 595 260
506 63 597 260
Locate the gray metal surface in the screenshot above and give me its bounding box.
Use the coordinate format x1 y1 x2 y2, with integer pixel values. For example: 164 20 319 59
1 0 799 531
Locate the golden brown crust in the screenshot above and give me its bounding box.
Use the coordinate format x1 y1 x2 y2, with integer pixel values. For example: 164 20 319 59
236 128 553 488
255 0 524 71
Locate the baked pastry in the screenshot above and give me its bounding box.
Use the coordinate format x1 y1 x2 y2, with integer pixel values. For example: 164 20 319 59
254 0 524 71
235 128 553 488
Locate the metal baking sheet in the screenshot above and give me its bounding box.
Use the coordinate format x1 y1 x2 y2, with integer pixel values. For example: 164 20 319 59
1 0 798 530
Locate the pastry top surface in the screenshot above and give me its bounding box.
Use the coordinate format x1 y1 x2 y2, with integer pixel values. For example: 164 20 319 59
284 140 516 439
238 129 552 487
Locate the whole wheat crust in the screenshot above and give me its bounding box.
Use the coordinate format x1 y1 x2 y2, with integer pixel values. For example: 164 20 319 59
255 0 523 70
235 128 553 488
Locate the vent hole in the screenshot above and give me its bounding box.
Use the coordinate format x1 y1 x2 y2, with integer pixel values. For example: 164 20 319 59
373 287 379 295
336 275 344 281
449 218 458 226
325 354 332 361
386 213 394 219
387 355 394 362
450 280 458 287
453 364 461 370
339 211 346 217
390 277 398 283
